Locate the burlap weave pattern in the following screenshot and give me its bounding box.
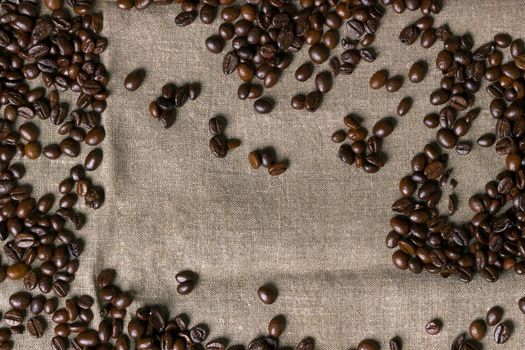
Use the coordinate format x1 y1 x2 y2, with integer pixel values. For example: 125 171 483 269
3 0 525 349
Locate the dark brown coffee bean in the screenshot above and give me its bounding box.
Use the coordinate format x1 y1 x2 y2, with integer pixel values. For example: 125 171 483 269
4 309 24 327
400 25 420 45
373 118 395 138
308 43 329 64
85 126 105 146
357 339 380 350
305 91 322 112
409 61 427 83
315 71 332 93
397 97 412 116
486 306 503 326
385 76 403 92
124 69 145 91
254 98 273 114
97 269 116 288
494 322 511 344
209 135 228 158
84 148 102 171
291 94 306 110
268 315 285 337
9 291 31 310
455 141 471 155
469 320 486 341
295 62 313 82
27 317 45 338
177 281 195 295
369 69 388 89
257 284 277 304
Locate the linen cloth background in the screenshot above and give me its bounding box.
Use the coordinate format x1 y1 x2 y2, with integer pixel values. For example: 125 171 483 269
2 0 525 349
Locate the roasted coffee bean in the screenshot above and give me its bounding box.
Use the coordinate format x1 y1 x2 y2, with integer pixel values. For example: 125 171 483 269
397 97 412 116
455 141 471 155
209 135 228 158
97 269 116 288
254 98 273 114
386 76 403 92
494 322 511 344
315 71 332 93
486 306 503 326
357 339 380 350
409 61 427 83
400 25 420 45
4 309 24 327
373 118 395 138
305 91 322 112
257 284 277 304
84 149 102 171
124 69 145 91
425 319 442 335
469 319 487 341
370 69 388 89
308 43 329 64
295 62 313 82
9 291 31 310
26 317 45 338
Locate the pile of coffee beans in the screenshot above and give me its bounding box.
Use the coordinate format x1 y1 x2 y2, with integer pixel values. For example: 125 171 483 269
248 147 287 176
175 269 198 294
148 82 201 128
208 115 241 158
333 114 393 173
195 0 386 114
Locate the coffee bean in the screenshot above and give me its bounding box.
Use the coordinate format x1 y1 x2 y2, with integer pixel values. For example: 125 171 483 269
177 281 195 295
400 25 420 45
370 69 388 89
84 148 102 171
397 97 412 116
357 339 380 350
97 269 116 288
291 94 306 110
124 69 145 91
85 126 105 146
254 98 274 114
9 291 31 310
4 309 24 327
373 118 395 138
268 162 287 176
257 284 277 304
209 135 228 158
308 43 329 64
175 270 197 283
409 61 427 83
385 76 403 92
469 319 487 341
425 319 442 335
455 141 471 155
296 337 315 350
305 91 322 112
315 71 332 93
436 128 458 149
494 322 511 344
205 35 224 54
268 315 286 337
295 62 313 82
486 306 503 326
26 317 45 338
248 151 262 169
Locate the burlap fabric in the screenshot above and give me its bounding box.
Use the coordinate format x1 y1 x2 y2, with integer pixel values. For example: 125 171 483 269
4 0 525 349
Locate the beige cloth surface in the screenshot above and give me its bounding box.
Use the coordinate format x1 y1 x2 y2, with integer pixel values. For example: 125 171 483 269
4 0 525 349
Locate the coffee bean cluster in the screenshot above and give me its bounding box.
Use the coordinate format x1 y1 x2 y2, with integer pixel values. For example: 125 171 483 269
148 82 201 128
369 69 403 92
208 116 241 158
333 114 393 173
175 269 198 294
248 147 287 176
207 0 386 114
381 0 441 15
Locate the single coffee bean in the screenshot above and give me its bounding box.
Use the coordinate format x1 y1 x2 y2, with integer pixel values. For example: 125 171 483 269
27 317 45 338
291 94 306 110
357 339 380 350
254 98 273 114
469 319 487 341
257 284 277 304
84 149 102 171
315 71 332 93
369 69 388 89
397 97 412 116
486 306 503 326
248 151 262 169
400 25 420 45
267 315 286 337
295 62 313 82
455 141 471 155
175 270 197 283
209 135 228 158
477 133 495 147
209 116 225 135
9 291 31 310
425 319 442 335
373 118 395 138
177 281 195 295
266 161 286 176
97 269 116 288
409 61 427 83
124 69 145 91
494 322 511 344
